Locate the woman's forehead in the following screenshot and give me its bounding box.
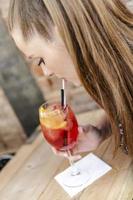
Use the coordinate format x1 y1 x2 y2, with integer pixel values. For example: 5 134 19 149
11 26 65 59
12 27 46 56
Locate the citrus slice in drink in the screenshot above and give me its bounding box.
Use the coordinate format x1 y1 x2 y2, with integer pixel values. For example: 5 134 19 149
39 107 67 129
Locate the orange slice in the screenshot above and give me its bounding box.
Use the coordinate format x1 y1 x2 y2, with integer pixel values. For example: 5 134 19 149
39 107 67 129
44 120 67 129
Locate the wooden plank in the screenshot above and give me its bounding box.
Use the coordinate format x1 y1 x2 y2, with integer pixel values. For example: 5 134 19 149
0 134 43 192
1 109 132 200
80 164 132 200
0 137 64 200
77 140 132 200
0 109 103 199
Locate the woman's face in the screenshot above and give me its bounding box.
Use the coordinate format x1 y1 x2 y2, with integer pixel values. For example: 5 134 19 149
12 27 81 86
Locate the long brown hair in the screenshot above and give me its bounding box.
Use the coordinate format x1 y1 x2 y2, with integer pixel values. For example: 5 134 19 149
8 0 133 156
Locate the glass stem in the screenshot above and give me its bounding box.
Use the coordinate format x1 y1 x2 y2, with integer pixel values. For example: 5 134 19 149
67 150 80 176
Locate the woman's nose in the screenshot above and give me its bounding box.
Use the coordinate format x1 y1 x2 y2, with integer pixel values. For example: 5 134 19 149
42 67 54 77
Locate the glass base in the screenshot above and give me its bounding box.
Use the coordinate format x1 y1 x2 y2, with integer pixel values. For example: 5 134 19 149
63 170 90 188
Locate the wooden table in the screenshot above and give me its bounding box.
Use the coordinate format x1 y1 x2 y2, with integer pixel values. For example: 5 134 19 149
0 109 132 200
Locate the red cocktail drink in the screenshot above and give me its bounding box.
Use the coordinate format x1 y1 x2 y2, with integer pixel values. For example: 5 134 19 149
39 101 90 187
39 103 78 151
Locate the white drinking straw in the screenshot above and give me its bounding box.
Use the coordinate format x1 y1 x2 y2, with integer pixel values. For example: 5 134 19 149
61 78 66 108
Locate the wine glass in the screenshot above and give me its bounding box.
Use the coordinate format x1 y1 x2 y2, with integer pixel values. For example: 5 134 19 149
39 101 89 187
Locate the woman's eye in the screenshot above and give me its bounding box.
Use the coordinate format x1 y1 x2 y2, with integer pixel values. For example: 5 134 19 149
38 58 45 66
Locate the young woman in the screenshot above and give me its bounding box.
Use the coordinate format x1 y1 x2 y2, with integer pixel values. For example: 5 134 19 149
8 0 133 158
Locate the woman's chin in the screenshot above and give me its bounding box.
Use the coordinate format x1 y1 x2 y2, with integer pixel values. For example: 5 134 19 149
69 79 81 87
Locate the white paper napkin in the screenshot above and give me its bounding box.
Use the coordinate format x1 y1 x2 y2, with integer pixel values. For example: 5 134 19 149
55 153 112 197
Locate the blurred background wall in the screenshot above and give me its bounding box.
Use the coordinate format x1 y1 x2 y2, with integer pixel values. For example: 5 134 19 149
0 10 44 154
